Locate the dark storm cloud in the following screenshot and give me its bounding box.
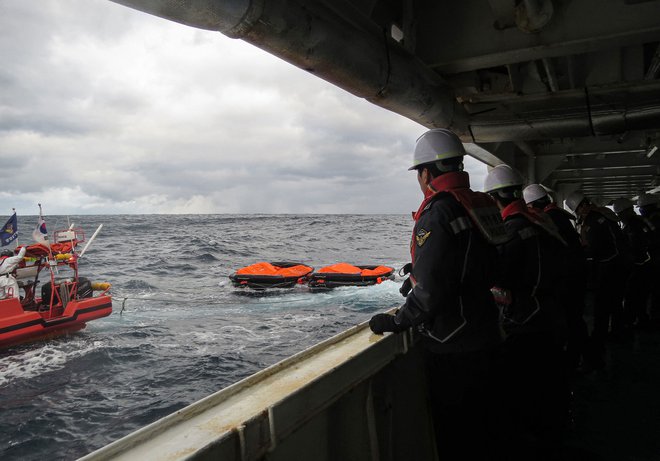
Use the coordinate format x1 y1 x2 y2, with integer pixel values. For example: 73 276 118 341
0 0 486 215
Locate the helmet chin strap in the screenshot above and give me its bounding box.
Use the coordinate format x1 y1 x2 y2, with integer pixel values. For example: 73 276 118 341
494 188 522 201
436 160 464 173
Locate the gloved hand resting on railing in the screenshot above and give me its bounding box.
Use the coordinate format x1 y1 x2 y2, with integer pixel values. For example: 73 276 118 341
369 312 408 335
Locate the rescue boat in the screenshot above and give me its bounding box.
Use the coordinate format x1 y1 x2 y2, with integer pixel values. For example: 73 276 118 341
308 263 394 289
229 261 314 289
0 227 112 348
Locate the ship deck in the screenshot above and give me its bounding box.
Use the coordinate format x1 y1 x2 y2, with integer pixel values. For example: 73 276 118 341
79 303 660 461
562 322 660 461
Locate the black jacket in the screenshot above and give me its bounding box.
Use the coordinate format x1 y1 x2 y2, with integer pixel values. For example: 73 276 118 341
544 204 586 279
641 210 660 266
494 200 564 336
620 214 652 266
395 172 503 354
578 208 629 264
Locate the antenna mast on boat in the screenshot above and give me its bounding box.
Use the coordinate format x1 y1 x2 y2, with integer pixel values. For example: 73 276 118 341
79 224 103 258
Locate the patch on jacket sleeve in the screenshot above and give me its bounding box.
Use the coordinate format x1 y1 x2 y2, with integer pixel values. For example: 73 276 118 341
415 228 432 247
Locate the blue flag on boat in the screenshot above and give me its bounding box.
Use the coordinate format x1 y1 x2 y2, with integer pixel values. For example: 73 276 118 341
1 213 18 246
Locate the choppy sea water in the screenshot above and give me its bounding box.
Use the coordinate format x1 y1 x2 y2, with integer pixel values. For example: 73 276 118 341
0 214 411 460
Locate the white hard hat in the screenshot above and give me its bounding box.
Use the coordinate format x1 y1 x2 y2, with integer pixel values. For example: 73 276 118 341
612 197 634 214
409 129 466 170
637 193 658 208
483 165 524 193
523 184 549 204
565 191 586 213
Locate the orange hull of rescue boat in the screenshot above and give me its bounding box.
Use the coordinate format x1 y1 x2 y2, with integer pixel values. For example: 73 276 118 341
0 295 112 348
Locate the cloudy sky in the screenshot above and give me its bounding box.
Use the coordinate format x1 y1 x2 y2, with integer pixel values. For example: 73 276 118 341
0 0 487 215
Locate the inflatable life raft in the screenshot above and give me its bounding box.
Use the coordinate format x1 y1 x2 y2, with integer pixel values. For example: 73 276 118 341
229 262 314 289
308 263 394 289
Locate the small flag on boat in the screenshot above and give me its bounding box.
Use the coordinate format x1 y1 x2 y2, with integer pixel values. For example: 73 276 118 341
0 212 18 247
32 204 49 245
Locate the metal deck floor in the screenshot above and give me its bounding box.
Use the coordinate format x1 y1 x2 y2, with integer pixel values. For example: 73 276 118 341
562 324 660 461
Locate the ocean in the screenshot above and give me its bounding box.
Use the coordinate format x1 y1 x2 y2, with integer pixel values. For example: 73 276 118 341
0 214 411 460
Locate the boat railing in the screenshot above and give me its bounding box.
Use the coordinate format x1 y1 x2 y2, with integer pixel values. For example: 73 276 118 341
79 309 439 461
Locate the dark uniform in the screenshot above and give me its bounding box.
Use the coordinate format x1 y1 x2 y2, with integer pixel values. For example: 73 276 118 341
640 207 660 318
493 199 567 454
397 172 503 353
382 171 504 459
544 203 589 371
578 208 630 366
620 213 653 327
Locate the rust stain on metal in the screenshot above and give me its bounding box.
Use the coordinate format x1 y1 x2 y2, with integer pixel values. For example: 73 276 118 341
164 447 196 461
199 418 237 435
368 333 383 343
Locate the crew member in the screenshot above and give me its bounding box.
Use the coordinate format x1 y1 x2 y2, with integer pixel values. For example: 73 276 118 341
637 193 660 318
565 192 630 368
637 193 660 224
0 246 26 299
485 168 567 457
524 184 588 373
369 129 506 460
613 197 653 329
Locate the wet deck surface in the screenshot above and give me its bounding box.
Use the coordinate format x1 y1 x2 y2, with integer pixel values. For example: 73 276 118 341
562 324 660 460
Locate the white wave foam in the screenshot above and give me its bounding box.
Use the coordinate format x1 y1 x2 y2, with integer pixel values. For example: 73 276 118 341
0 339 104 386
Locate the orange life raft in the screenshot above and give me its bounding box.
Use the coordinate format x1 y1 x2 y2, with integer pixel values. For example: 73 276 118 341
308 263 394 289
229 261 314 289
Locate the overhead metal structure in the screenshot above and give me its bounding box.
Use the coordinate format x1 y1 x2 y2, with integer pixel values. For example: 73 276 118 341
109 0 660 205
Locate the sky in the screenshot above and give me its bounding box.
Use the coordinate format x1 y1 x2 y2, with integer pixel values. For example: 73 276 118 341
0 0 487 215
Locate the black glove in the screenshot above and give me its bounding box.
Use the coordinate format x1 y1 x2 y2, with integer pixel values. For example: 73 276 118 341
399 277 412 297
369 313 407 335
399 262 412 276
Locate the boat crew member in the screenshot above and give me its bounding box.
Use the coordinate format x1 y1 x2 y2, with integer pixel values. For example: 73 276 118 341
0 246 26 299
524 184 588 373
369 128 506 460
637 193 660 318
485 167 568 456
565 192 631 367
613 197 653 329
637 193 660 226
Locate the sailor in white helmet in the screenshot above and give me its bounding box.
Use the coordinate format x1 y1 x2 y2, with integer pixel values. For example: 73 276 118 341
565 191 631 366
370 128 506 459
484 166 568 454
614 198 653 328
637 193 659 220
524 184 588 374
0 246 26 299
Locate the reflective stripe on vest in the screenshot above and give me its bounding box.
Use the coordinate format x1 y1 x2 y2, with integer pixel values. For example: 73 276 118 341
518 226 537 240
449 216 472 234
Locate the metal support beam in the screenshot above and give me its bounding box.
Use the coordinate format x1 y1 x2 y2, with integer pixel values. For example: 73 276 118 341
645 43 660 80
556 152 659 169
550 166 658 179
418 0 660 74
532 134 649 157
536 154 568 184
466 80 660 142
542 57 559 92
108 0 469 132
